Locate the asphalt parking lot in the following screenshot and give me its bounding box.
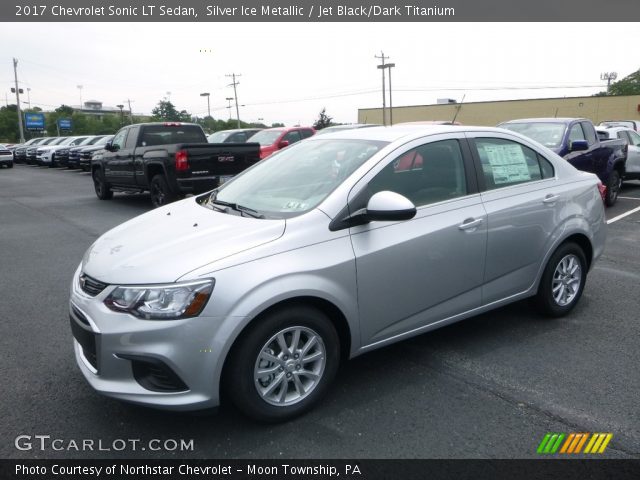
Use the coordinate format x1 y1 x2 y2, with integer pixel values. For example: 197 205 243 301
1 164 639 459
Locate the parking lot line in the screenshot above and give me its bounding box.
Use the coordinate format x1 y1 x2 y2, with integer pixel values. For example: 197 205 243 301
607 205 640 224
617 196 640 201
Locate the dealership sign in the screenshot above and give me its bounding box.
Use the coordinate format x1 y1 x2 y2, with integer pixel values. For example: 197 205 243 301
58 118 72 130
24 113 45 130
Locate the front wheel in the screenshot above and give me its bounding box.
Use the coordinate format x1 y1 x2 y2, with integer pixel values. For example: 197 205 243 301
149 174 176 208
92 168 113 200
225 306 340 422
605 170 621 207
534 242 587 317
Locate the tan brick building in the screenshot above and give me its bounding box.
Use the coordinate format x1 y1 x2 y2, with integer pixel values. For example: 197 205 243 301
358 95 640 126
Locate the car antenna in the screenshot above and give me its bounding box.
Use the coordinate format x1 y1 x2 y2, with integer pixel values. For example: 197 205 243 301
451 94 465 124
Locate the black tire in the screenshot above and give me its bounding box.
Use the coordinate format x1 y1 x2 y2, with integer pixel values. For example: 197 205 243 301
224 306 340 422
92 168 113 200
7 162 13 168
149 174 176 208
605 170 621 207
534 242 587 317
48 153 56 168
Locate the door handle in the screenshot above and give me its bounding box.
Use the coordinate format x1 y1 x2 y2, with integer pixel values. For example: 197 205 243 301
543 194 560 204
458 218 483 231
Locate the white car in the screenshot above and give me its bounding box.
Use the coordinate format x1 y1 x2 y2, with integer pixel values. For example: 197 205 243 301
37 136 90 167
596 126 640 182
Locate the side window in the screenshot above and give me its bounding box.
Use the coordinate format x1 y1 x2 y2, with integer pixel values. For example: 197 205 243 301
111 129 128 151
368 139 467 207
474 138 554 190
283 131 302 144
568 124 586 143
229 132 246 142
617 131 630 143
300 129 314 139
581 122 597 145
628 130 640 146
125 126 139 149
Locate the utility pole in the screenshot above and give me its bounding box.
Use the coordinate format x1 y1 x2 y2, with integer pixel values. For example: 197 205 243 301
225 97 233 120
116 104 124 126
13 58 25 143
126 99 134 124
226 73 242 128
200 92 211 118
375 52 388 125
600 72 618 94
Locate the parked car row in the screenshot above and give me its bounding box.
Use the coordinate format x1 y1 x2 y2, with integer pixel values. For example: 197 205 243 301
207 126 316 159
11 134 114 169
0 144 14 168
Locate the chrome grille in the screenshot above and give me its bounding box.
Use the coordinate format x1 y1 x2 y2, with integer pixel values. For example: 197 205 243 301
79 273 108 296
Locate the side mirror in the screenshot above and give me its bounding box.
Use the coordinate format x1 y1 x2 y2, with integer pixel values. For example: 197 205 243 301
569 140 589 152
366 191 417 222
103 141 114 152
278 140 290 149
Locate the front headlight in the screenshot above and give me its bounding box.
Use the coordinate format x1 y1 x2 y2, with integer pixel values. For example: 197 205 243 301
104 279 214 320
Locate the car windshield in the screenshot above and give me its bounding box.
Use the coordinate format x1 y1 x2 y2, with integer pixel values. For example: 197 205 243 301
207 131 232 143
249 129 283 146
500 122 566 148
209 138 388 219
93 136 113 146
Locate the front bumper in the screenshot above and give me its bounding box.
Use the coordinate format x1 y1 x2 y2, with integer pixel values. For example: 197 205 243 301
69 267 230 410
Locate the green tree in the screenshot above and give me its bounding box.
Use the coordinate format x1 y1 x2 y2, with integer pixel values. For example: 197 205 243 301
150 100 191 122
0 105 20 142
595 69 640 96
609 70 640 95
313 108 333 130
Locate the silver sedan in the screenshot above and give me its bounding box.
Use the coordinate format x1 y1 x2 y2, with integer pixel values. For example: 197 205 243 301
70 125 606 421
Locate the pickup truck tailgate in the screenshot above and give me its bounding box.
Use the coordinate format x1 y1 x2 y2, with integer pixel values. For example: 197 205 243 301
179 142 261 177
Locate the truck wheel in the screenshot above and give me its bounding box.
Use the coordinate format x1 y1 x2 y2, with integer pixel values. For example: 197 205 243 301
224 306 340 422
92 169 113 200
534 242 587 318
605 170 621 207
150 174 176 208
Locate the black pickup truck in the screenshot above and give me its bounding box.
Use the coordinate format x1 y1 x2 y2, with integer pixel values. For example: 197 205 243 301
92 122 260 207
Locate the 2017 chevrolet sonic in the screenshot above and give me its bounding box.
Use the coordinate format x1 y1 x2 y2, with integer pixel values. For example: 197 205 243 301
70 125 606 422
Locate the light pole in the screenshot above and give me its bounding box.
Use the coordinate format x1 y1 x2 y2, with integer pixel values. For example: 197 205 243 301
386 63 395 125
200 92 211 118
26 87 31 110
600 72 618 94
77 85 83 108
116 104 124 126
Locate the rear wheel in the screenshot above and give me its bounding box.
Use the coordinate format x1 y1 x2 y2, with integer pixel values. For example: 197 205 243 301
225 306 340 422
149 174 176 208
605 170 621 207
92 168 113 200
535 242 587 317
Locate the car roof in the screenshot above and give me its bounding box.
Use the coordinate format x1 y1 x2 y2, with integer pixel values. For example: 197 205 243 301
306 124 510 143
500 118 585 124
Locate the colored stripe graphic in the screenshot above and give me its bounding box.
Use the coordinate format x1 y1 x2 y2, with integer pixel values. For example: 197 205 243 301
537 433 612 454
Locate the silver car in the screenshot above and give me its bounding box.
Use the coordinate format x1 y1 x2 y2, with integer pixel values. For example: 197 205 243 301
70 125 606 421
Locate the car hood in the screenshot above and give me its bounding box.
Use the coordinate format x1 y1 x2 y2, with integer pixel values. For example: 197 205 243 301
82 198 286 284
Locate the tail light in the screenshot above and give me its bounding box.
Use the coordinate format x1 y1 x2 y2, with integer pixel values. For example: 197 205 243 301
597 182 607 202
175 150 189 171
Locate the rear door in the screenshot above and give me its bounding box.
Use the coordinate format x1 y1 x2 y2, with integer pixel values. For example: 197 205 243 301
466 132 560 304
349 133 487 347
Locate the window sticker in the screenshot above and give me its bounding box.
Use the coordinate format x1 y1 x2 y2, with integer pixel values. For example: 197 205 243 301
482 144 531 184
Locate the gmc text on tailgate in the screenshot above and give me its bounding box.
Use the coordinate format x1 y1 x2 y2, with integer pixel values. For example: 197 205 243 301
92 122 261 207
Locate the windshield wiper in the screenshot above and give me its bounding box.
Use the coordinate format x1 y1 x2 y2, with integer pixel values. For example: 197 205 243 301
210 198 264 219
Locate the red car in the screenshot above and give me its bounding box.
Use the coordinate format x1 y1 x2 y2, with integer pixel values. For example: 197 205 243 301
249 126 315 159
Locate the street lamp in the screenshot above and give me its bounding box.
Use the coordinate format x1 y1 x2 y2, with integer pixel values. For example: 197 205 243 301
200 92 211 118
26 87 31 110
77 85 83 108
